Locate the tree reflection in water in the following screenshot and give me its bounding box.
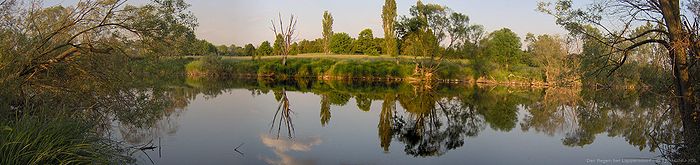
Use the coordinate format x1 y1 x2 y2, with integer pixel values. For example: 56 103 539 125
270 88 295 139
389 83 486 157
105 78 696 163
113 87 196 145
378 94 396 152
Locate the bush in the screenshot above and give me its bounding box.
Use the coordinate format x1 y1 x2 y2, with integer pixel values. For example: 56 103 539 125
436 62 468 80
185 55 226 77
184 58 496 81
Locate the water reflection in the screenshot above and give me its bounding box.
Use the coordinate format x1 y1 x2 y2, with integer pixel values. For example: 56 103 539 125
260 135 322 165
108 78 696 164
270 89 295 139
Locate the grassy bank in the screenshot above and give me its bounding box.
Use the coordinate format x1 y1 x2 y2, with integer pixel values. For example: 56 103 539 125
185 55 546 84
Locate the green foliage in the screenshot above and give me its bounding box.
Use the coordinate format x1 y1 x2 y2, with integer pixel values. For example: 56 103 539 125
273 34 284 55
330 33 355 54
483 28 523 66
382 0 398 56
233 59 336 78
289 42 300 55
256 41 273 56
408 1 448 41
190 39 218 56
374 38 386 54
299 39 323 54
244 44 256 56
400 29 440 58
178 55 552 83
396 1 447 57
435 61 471 80
182 57 495 81
328 60 413 78
1 117 129 164
526 34 569 83
322 11 334 54
128 57 192 83
185 55 226 77
216 45 229 55
352 29 380 55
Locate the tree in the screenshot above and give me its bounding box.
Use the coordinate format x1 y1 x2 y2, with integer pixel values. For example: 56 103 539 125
299 38 324 53
313 38 324 53
270 13 297 65
1 0 197 87
408 1 449 44
446 12 470 50
442 13 485 59
217 45 229 56
330 33 354 54
382 0 398 56
244 44 256 57
482 28 522 67
539 0 700 155
374 38 386 54
272 34 284 55
527 34 569 84
298 39 313 53
395 0 452 80
322 11 334 54
256 41 273 58
463 24 485 58
289 42 300 55
353 29 379 55
192 39 217 56
229 44 244 56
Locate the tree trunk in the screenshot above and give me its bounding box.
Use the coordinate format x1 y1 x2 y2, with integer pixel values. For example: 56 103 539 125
660 0 699 147
282 55 287 66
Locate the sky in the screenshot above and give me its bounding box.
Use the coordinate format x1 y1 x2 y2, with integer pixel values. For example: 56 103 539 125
49 0 572 46
188 0 569 46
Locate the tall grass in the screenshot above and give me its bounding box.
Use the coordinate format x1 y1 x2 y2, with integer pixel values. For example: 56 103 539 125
185 55 226 77
186 57 418 80
1 117 130 164
183 56 547 83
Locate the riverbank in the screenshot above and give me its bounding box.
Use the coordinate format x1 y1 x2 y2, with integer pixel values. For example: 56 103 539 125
184 55 551 86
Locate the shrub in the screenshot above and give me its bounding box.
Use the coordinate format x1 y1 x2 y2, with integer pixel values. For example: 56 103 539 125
185 55 225 77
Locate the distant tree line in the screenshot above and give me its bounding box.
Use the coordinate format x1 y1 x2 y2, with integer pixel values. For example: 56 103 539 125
190 0 679 88
200 29 385 57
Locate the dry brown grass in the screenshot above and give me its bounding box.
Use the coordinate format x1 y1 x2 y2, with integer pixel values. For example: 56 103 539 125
185 53 470 63
225 53 405 60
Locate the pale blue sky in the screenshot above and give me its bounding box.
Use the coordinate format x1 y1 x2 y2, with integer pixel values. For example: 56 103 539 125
50 0 573 46
189 0 570 46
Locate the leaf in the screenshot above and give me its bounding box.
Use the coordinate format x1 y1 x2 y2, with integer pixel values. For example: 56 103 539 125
2 125 12 132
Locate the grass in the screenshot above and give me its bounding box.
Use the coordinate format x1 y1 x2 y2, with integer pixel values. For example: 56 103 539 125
1 116 130 164
183 54 545 84
128 57 194 87
185 56 421 80
188 53 406 60
186 53 470 63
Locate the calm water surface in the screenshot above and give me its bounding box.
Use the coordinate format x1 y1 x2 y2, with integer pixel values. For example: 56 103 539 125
111 79 677 164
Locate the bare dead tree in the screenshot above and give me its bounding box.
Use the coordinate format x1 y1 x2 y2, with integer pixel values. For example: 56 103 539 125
270 13 297 66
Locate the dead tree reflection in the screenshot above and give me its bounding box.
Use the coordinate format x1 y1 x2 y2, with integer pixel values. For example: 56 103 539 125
269 88 295 139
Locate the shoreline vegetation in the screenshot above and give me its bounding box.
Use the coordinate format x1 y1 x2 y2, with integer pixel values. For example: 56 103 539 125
1 0 696 164
183 54 562 87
